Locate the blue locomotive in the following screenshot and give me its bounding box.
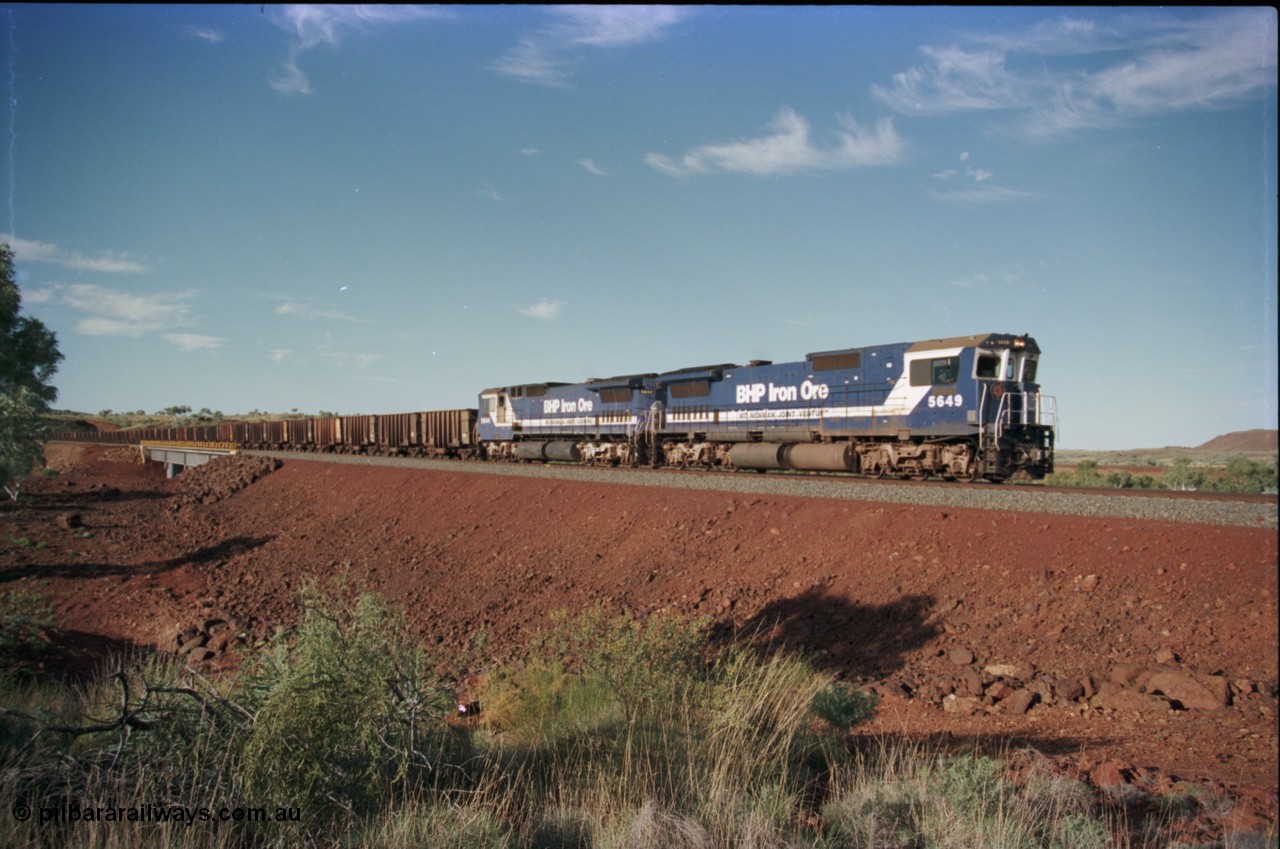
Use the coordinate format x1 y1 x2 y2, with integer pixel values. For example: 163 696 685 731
477 333 1055 481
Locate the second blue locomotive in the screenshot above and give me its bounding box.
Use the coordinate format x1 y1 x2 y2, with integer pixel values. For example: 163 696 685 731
477 333 1055 482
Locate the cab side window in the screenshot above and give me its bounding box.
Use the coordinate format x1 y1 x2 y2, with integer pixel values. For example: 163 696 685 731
910 356 960 386
932 357 959 385
976 355 1000 378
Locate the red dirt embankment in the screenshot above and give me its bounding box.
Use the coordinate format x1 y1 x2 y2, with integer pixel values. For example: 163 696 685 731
5 445 1277 830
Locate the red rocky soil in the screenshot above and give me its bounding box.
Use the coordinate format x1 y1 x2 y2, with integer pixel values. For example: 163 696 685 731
4 445 1278 834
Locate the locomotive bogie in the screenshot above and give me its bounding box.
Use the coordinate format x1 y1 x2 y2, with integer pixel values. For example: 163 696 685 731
581 441 635 466
661 440 719 469
477 441 509 462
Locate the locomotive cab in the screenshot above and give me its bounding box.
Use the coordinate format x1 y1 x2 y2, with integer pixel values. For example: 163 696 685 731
480 390 511 428
972 335 1055 480
975 345 1038 385
477 388 516 458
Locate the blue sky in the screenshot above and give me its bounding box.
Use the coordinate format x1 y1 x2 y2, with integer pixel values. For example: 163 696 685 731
3 5 1275 449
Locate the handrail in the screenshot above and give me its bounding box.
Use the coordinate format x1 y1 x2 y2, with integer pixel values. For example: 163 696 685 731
994 391 1057 440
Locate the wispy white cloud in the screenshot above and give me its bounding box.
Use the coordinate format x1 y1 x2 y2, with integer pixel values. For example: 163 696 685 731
557 5 688 48
269 62 312 97
948 270 1026 289
183 26 224 44
873 9 1277 137
494 6 690 86
1090 13 1277 112
269 349 294 364
165 333 224 352
493 38 567 87
973 15 1106 55
4 234 150 273
477 182 507 202
576 158 609 177
519 298 564 321
934 160 995 184
61 284 194 337
19 287 54 304
932 185 1034 204
931 153 1020 201
274 299 368 322
268 5 448 95
321 351 380 369
645 108 905 177
876 46 1023 115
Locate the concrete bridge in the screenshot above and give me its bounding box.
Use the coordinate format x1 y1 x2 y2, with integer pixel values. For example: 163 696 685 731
140 441 237 478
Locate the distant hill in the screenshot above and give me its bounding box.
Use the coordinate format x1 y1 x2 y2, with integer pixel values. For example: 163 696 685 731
1057 429 1277 466
1196 430 1277 453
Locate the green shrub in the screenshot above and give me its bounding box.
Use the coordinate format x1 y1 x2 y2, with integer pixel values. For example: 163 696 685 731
810 681 877 733
822 778 921 847
825 749 1105 849
537 603 711 724
1071 459 1104 486
481 658 618 744
10 577 1212 849
1216 455 1278 493
1165 457 1205 491
360 798 515 848
935 753 1011 819
1166 455 1278 493
477 607 852 845
0 588 55 666
1 652 257 849
238 584 465 831
1051 811 1113 849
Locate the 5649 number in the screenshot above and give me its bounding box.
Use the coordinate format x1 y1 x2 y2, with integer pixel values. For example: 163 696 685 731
927 394 964 408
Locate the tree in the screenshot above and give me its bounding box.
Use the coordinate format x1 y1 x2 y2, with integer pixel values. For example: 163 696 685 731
1217 455 1278 494
1 243 63 404
1 242 63 498
1164 457 1203 492
1 387 46 499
